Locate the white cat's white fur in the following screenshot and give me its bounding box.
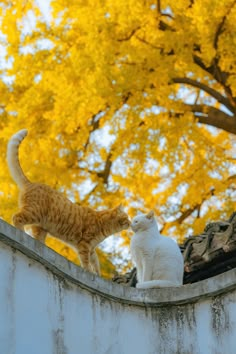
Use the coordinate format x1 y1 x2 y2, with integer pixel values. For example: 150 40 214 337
130 210 184 289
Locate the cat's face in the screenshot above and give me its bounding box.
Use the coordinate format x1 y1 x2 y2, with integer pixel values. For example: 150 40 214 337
113 205 131 230
131 210 155 232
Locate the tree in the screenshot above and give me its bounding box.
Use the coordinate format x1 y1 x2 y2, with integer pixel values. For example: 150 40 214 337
0 0 235 275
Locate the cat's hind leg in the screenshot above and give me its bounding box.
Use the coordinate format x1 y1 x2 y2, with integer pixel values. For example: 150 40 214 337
30 225 47 243
90 249 100 275
136 280 181 289
12 210 39 232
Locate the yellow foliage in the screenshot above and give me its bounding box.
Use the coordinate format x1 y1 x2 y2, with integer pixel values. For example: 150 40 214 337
0 0 236 274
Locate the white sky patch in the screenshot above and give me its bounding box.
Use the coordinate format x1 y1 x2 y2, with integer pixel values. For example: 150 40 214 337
35 0 52 23
21 10 37 35
77 179 96 200
90 125 115 149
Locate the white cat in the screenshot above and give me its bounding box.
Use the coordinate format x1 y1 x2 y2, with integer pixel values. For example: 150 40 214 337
130 210 184 289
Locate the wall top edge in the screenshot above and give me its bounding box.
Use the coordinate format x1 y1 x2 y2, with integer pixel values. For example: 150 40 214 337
0 219 235 307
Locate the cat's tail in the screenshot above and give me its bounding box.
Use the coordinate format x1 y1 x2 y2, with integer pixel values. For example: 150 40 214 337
136 280 182 289
7 129 30 188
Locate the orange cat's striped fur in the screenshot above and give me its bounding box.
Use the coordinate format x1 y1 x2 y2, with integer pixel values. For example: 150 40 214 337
7 129 130 274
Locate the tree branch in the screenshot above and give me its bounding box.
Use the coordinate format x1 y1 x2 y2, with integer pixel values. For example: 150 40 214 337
165 170 236 228
135 36 162 50
87 151 113 186
169 103 236 134
214 0 236 50
96 152 113 185
157 0 161 14
149 2 236 106
193 54 236 107
176 204 202 224
172 77 235 113
117 26 141 42
192 106 236 134
84 108 109 151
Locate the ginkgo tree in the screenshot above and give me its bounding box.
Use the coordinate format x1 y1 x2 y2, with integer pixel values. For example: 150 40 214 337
0 0 235 276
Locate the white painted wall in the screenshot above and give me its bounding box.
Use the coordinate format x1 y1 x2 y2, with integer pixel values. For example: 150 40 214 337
0 220 236 354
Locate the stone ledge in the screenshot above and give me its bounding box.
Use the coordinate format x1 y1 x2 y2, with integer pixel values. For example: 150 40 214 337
0 219 236 308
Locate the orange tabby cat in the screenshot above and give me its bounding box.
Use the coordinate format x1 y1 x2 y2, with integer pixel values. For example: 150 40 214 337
7 129 130 274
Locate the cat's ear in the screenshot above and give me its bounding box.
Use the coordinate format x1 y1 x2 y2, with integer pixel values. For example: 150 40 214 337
146 210 155 219
116 204 125 212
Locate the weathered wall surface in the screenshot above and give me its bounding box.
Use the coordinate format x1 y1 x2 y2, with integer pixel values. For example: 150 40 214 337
0 220 236 354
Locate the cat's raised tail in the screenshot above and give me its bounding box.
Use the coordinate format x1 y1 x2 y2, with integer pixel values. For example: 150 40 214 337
7 129 30 188
136 280 181 289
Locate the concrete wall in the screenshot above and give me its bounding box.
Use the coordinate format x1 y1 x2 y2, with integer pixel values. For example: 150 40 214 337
0 220 236 354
